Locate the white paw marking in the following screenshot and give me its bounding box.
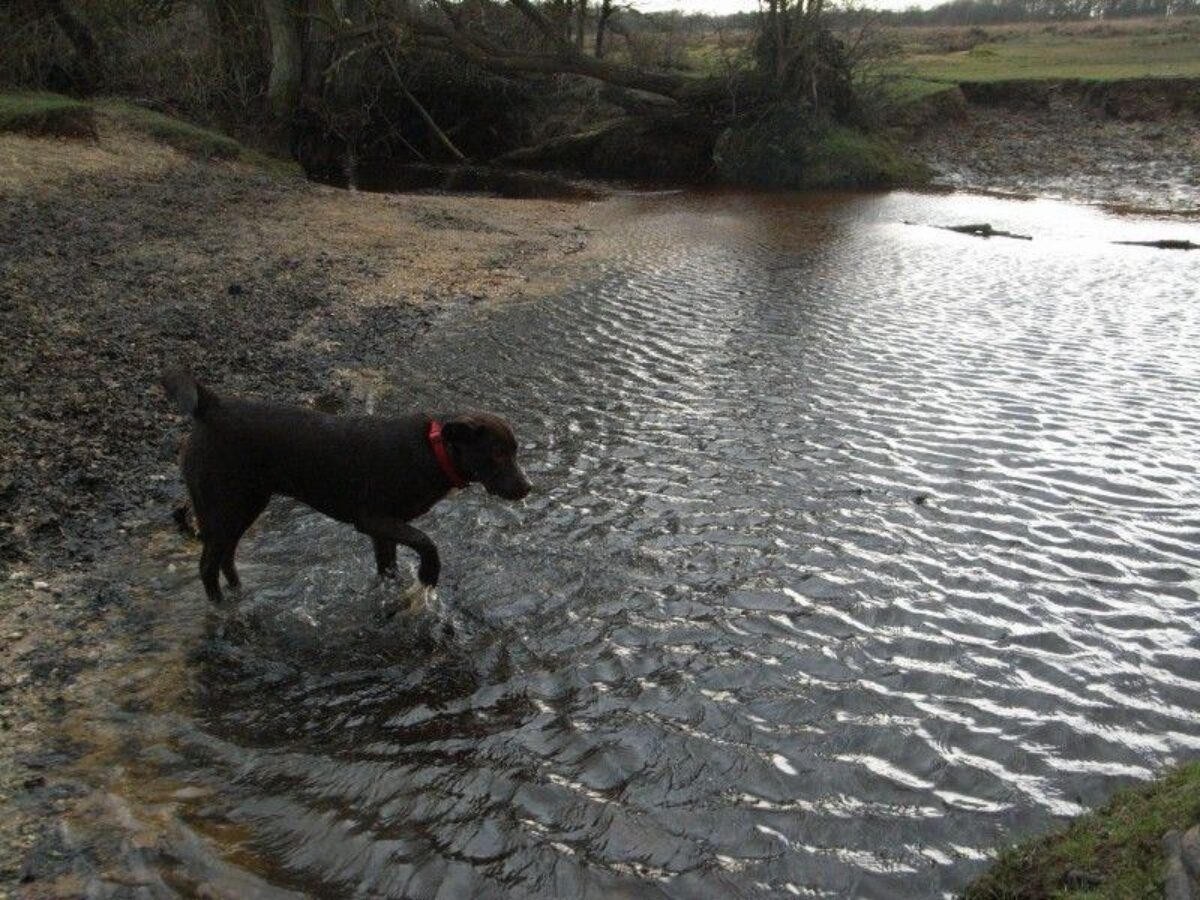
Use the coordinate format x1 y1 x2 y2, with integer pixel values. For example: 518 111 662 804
402 582 436 614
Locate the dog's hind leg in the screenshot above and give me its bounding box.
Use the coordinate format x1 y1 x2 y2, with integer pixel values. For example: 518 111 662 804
199 538 230 605
219 493 270 590
194 492 268 603
220 554 241 590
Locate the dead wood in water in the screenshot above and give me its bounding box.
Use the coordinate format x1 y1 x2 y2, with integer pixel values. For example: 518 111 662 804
1113 239 1198 251
904 221 1034 241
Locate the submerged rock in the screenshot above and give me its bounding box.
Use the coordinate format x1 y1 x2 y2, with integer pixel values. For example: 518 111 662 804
1164 827 1200 900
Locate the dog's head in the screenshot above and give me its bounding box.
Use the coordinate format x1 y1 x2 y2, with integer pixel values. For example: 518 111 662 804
442 412 532 500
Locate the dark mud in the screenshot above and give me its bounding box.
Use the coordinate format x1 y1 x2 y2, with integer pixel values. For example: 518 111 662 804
908 80 1200 211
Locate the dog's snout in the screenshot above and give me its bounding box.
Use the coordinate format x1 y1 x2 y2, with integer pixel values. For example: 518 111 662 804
513 476 532 500
514 464 532 499
489 464 531 500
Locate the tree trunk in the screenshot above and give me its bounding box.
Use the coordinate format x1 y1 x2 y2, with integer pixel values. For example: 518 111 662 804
45 0 100 92
262 0 303 121
574 0 587 51
595 0 611 57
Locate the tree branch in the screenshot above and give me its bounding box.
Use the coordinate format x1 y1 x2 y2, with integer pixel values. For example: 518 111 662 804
419 0 690 100
379 43 467 162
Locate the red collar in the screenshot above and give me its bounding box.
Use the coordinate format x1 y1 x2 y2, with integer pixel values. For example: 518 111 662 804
427 419 468 489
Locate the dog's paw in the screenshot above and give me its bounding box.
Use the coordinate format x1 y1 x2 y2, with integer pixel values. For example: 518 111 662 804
207 604 251 641
402 581 437 615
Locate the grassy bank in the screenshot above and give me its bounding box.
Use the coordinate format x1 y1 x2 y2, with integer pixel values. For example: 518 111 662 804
714 113 927 189
95 99 244 158
964 761 1200 899
888 15 1200 82
0 91 95 137
0 91 293 174
676 16 1200 85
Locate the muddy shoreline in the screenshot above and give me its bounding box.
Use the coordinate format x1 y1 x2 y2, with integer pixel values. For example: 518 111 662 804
904 78 1200 212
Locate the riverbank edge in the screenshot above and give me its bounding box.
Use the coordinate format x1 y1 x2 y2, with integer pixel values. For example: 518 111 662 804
961 761 1200 899
6 80 1198 213
895 75 1200 211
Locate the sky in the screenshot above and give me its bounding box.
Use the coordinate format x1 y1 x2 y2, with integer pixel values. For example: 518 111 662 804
636 0 933 12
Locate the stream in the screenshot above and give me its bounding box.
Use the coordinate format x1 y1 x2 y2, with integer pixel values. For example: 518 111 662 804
59 189 1200 899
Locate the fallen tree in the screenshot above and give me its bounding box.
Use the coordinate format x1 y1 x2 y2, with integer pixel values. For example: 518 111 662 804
1113 239 1198 251
10 0 898 187
282 0 869 182
905 221 1034 241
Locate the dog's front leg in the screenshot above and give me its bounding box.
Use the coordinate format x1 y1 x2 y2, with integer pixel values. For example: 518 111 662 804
357 517 440 587
371 537 398 579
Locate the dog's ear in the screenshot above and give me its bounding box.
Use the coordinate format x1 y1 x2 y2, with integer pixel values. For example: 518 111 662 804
162 366 199 416
442 417 485 444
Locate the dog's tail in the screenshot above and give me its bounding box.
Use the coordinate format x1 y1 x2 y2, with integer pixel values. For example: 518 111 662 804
161 367 216 419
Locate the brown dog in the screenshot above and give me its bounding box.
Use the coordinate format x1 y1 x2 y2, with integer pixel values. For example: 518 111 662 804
162 369 531 605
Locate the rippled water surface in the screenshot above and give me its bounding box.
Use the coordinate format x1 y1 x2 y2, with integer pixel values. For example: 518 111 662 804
85 191 1200 898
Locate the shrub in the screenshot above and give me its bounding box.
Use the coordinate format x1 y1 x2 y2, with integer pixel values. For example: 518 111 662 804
714 104 926 188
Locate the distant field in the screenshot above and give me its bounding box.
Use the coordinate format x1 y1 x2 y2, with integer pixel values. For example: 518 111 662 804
672 16 1200 85
888 16 1200 82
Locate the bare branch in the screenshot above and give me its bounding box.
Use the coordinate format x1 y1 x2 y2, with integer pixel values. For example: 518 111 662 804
419 0 689 100
379 42 468 162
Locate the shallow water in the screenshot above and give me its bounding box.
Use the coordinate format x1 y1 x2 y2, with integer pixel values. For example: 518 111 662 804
73 191 1200 899
326 162 604 200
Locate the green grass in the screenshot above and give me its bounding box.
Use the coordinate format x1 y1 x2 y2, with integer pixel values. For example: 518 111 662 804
0 91 95 137
677 17 1200 85
896 24 1200 82
680 32 753 75
97 99 300 175
96 99 245 159
0 92 299 175
866 76 964 127
801 124 926 187
892 77 964 102
881 76 961 104
963 761 1200 900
